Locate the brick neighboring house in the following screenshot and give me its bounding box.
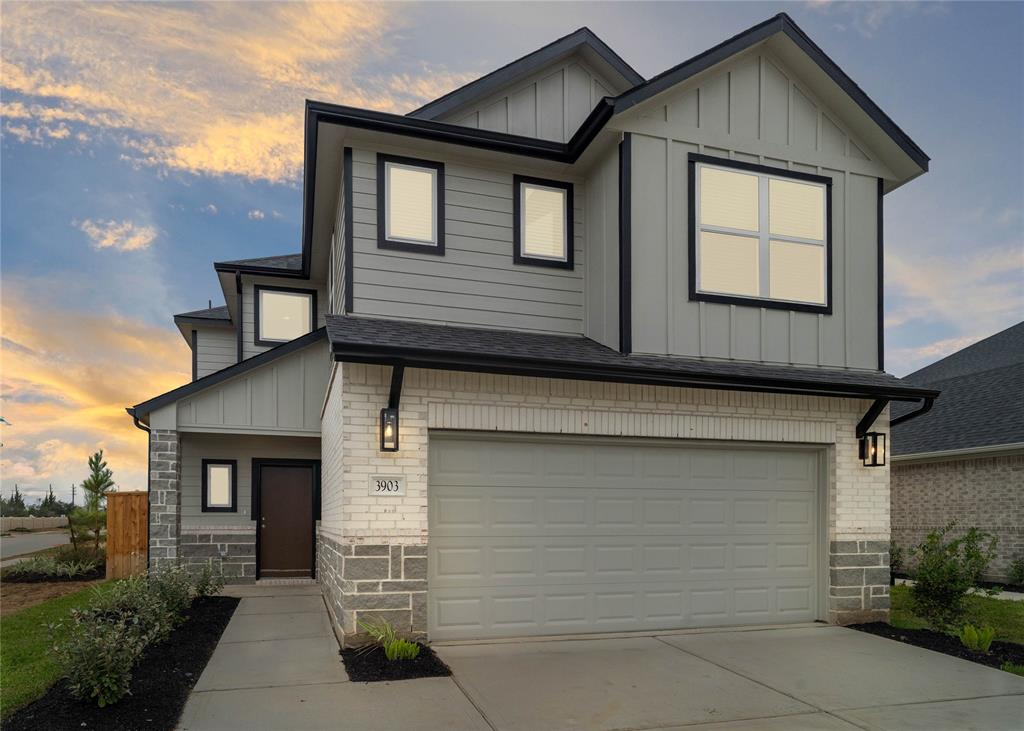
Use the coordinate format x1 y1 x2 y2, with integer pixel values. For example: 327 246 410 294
128 13 938 645
891 322 1024 580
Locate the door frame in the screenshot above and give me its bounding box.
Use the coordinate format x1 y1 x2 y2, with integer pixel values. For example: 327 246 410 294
251 458 321 580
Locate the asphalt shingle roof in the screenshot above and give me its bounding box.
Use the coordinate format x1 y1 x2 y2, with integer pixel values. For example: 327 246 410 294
215 253 302 270
326 315 936 400
173 305 231 322
892 322 1024 455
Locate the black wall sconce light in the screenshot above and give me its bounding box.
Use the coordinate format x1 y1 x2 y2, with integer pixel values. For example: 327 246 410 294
379 364 404 453
859 432 886 467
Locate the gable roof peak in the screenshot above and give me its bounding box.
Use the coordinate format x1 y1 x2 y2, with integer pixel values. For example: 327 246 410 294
408 25 642 121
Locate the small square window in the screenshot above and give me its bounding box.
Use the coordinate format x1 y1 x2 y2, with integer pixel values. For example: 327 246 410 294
255 286 315 346
513 175 573 269
202 460 236 512
377 154 445 255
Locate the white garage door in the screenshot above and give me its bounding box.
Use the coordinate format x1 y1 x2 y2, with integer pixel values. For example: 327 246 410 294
428 434 821 640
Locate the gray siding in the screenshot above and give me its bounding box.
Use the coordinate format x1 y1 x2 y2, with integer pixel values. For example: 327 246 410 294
241 275 327 360
439 58 618 143
194 327 236 379
584 148 619 349
349 147 585 334
177 340 329 435
613 47 885 370
180 433 320 527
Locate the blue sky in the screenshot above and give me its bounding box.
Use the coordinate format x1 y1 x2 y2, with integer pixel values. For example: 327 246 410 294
2 1 1022 500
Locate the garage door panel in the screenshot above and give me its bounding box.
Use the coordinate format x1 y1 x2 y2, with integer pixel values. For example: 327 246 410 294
429 436 820 640
430 580 818 638
431 488 815 536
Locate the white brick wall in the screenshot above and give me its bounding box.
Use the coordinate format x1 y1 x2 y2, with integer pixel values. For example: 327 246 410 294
321 363 890 545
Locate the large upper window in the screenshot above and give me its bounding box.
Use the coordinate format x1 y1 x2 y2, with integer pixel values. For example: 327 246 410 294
202 459 236 512
513 175 574 269
689 153 831 313
254 285 315 346
377 154 445 255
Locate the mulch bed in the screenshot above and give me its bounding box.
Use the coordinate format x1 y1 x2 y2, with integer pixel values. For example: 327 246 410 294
340 643 452 682
2 566 106 583
851 622 1024 670
4 595 239 731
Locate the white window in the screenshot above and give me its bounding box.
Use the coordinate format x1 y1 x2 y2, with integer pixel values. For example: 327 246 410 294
203 460 235 512
256 286 313 344
693 158 829 309
514 176 573 269
379 155 444 252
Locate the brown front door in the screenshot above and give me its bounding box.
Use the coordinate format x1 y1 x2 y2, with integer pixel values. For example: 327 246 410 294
258 465 314 578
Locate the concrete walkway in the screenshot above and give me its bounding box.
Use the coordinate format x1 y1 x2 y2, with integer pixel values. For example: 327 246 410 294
176 584 487 731
179 586 1024 730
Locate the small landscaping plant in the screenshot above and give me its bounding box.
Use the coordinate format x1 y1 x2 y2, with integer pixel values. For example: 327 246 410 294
909 522 999 631
889 539 904 585
358 618 421 661
958 623 996 653
1001 661 1024 677
1007 557 1024 589
5 556 100 581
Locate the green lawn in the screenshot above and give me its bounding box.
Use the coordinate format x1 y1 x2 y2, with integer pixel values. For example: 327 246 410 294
0 582 109 719
890 584 1024 645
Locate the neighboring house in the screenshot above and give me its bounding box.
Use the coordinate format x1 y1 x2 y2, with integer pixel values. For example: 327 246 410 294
891 323 1024 580
129 13 938 644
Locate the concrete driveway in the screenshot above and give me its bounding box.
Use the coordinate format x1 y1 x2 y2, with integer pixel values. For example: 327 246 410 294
437 626 1024 730
179 586 1024 731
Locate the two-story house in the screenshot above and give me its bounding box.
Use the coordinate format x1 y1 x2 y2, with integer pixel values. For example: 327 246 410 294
129 13 938 644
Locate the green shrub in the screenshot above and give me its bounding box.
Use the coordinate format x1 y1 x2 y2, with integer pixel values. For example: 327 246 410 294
50 613 148 707
86 575 176 644
1007 557 1024 588
909 522 998 631
191 564 225 598
958 623 996 652
148 566 194 622
358 619 421 662
890 539 904 585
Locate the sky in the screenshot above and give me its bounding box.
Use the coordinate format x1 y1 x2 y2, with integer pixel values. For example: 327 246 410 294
2 1 1022 503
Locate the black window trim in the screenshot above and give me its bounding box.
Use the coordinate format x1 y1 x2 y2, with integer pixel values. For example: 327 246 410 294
376 153 446 256
687 152 833 315
512 174 574 270
253 283 318 348
201 459 238 513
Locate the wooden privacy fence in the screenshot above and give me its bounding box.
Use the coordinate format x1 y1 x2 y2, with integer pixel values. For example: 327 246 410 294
106 491 148 579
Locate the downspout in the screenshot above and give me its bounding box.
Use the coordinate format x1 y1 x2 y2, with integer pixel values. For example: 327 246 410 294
128 408 152 571
890 396 935 428
856 395 937 439
235 270 243 364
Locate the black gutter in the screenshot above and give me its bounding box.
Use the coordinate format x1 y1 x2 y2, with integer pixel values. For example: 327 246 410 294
235 271 243 364
890 396 935 428
213 262 306 278
330 343 939 403
129 328 328 418
174 315 234 328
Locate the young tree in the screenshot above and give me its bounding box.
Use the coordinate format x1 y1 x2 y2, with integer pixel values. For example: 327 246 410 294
80 451 115 510
2 484 28 517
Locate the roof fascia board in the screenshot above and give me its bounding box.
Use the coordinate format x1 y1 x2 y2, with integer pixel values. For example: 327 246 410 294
408 27 642 120
892 442 1024 463
612 13 928 173
330 343 939 402
129 328 327 418
212 262 308 277
173 315 234 328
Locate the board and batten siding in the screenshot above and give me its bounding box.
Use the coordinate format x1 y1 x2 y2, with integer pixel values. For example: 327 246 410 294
241 275 327 360
612 46 885 370
347 147 585 335
194 327 237 379
438 58 619 143
179 433 320 526
176 340 329 435
584 148 620 349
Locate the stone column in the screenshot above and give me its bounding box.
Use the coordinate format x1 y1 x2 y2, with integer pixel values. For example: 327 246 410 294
148 429 181 572
828 540 891 624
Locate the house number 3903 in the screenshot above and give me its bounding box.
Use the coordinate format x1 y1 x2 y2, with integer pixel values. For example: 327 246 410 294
368 475 406 496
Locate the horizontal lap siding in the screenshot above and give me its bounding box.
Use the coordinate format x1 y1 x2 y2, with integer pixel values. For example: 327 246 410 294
241 275 328 360
179 433 321 526
350 149 585 335
195 328 237 378
616 48 883 370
